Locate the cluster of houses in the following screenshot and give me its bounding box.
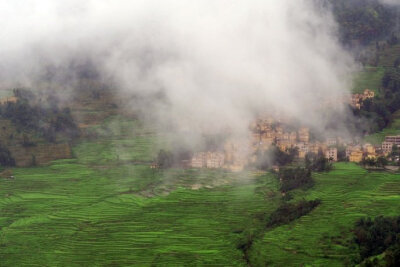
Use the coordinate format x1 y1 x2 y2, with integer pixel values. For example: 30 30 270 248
250 119 338 162
188 114 400 171
345 136 399 163
189 119 340 171
187 89 395 171
350 89 375 109
190 139 249 172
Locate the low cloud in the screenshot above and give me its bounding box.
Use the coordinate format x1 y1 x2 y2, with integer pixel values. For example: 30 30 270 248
0 0 357 140
379 0 400 6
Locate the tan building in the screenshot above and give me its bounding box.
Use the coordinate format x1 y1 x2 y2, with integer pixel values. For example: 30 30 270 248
350 89 375 109
325 148 338 161
191 152 207 168
363 143 377 159
296 142 309 158
349 151 363 163
191 152 225 169
0 96 18 105
326 137 337 146
346 145 361 158
298 127 310 143
206 152 225 168
363 89 375 98
289 132 297 143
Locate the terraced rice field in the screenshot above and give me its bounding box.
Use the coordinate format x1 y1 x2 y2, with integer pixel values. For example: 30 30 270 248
1 115 399 266
0 160 274 266
249 163 400 266
352 66 385 95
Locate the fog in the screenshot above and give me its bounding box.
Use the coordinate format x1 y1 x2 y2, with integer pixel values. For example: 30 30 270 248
0 0 356 142
379 0 400 6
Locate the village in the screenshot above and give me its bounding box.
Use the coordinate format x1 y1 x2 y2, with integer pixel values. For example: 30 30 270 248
189 89 400 171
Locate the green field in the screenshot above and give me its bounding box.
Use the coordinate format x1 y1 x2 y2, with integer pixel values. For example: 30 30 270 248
249 163 400 266
352 66 385 95
1 116 400 266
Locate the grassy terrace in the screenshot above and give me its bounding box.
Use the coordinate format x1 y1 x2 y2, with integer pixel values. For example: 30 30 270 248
249 163 400 266
352 66 385 95
0 158 275 266
1 116 400 266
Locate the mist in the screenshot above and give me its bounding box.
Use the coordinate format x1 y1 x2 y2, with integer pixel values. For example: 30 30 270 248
379 0 400 6
0 0 357 143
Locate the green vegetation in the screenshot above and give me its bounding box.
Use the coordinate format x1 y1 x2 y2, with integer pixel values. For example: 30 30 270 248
248 163 400 266
0 161 273 265
0 145 15 167
1 113 399 266
352 67 385 95
253 145 298 170
278 167 313 192
353 216 400 265
364 110 400 144
305 152 333 172
0 89 79 143
332 0 398 46
267 199 321 227
2 117 399 267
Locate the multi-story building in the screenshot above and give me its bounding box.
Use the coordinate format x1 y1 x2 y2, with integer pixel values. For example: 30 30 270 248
349 151 363 163
298 127 310 143
385 136 400 145
325 148 338 161
382 141 393 154
191 152 207 168
206 152 225 169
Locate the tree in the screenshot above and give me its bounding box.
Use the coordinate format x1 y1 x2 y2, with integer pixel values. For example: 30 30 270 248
278 167 313 192
305 152 332 172
156 149 174 169
0 145 15 167
376 156 388 167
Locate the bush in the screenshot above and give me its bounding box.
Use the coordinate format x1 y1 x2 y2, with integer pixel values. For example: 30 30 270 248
254 145 297 170
305 152 333 172
156 149 174 169
268 199 321 227
0 145 15 167
278 167 314 192
0 90 80 143
353 216 400 265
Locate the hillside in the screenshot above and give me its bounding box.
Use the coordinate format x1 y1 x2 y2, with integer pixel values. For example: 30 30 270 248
1 1 400 266
1 113 399 265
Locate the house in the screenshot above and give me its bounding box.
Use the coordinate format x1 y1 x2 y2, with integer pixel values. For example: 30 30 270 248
289 132 297 143
298 127 310 143
385 136 400 145
382 141 393 155
0 96 18 105
363 143 376 159
206 152 225 169
325 148 338 161
350 89 375 109
191 152 207 168
296 142 309 158
349 151 363 163
363 89 375 98
346 145 361 158
326 137 337 146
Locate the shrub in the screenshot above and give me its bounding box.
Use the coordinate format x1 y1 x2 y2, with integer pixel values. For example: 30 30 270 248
278 167 314 192
0 145 15 167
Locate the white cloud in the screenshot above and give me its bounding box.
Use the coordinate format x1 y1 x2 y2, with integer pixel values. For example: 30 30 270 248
0 0 357 138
